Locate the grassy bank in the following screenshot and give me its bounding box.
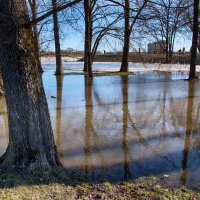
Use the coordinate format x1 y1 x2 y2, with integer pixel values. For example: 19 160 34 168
0 167 199 200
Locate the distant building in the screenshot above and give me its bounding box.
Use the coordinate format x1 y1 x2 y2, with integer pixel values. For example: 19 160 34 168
148 41 165 54
66 48 74 52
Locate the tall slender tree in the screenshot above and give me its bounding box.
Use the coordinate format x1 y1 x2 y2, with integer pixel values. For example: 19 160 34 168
28 0 43 72
189 0 199 79
108 0 149 72
120 0 131 72
52 0 63 76
83 0 120 76
83 0 93 76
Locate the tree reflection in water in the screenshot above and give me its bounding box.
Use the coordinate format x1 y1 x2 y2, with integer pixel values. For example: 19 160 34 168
181 81 195 185
121 76 132 181
55 75 64 158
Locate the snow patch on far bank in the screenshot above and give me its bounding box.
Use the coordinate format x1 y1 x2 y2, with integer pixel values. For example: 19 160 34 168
41 56 81 64
41 58 200 73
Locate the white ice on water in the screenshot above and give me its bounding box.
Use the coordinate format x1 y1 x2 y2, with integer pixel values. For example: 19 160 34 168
41 57 200 72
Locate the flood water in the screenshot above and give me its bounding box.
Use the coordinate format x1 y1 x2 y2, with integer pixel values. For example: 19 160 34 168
1 63 200 186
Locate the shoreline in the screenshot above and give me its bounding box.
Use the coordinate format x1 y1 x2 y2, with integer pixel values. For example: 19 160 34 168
41 52 200 65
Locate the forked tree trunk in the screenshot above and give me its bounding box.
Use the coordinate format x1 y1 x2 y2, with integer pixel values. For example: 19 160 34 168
189 0 199 79
52 0 63 76
0 0 60 170
120 0 130 72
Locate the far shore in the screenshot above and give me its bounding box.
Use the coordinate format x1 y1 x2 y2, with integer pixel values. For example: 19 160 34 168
41 52 200 65
41 55 200 74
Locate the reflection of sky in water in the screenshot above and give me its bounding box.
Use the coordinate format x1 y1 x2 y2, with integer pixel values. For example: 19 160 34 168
1 65 200 186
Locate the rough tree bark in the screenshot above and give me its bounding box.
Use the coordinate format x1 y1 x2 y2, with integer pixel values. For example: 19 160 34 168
0 74 4 96
0 0 60 170
120 0 131 72
189 0 199 79
52 0 63 76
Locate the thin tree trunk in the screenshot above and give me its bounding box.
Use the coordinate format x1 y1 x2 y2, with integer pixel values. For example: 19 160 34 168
0 0 60 170
84 0 93 76
165 5 170 64
52 0 63 76
120 0 130 72
189 0 199 79
169 45 173 63
31 0 43 73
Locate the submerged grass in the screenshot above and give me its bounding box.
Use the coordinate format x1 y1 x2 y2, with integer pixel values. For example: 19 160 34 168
0 167 199 200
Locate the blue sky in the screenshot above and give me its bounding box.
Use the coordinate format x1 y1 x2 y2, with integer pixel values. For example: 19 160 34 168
56 31 192 53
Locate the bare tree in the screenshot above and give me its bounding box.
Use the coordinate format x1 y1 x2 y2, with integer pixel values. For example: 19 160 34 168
83 0 120 76
83 0 93 76
28 0 43 72
109 0 149 72
52 0 63 75
144 0 188 63
189 0 199 79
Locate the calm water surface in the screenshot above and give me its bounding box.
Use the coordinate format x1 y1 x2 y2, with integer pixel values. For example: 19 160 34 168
0 64 200 186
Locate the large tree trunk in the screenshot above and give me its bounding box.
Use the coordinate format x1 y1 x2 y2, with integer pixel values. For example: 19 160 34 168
0 0 60 170
189 0 199 79
120 0 130 72
31 0 43 73
52 0 63 76
83 0 93 77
